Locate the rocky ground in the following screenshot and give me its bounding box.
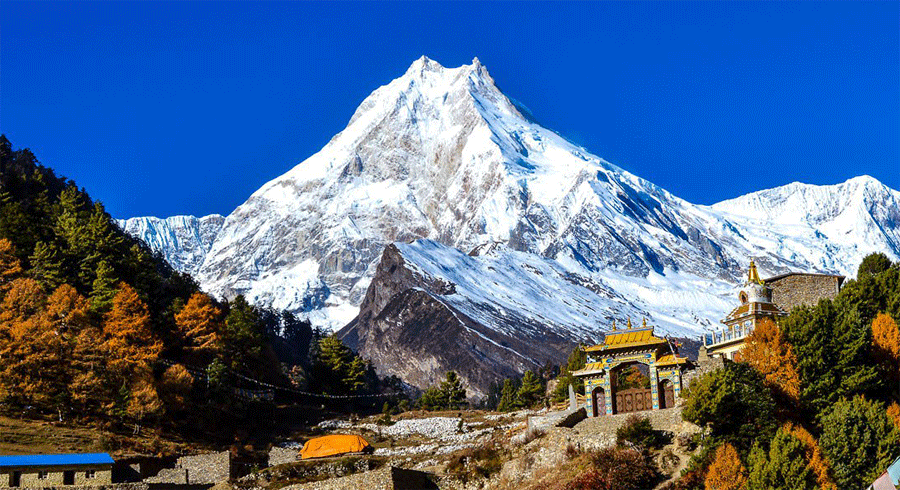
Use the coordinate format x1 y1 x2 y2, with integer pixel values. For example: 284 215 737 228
232 406 703 490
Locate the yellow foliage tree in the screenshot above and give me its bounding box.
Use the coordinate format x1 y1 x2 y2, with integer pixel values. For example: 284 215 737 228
159 364 194 410
741 317 800 403
102 283 161 378
175 292 223 355
784 423 836 490
125 377 163 425
888 402 900 431
0 238 23 290
705 443 748 490
872 313 900 389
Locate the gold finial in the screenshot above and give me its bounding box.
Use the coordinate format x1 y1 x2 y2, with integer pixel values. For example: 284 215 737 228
612 320 617 331
627 318 632 329
748 260 762 284
642 317 647 328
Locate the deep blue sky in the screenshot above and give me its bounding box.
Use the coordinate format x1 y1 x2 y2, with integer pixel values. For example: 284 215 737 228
2 1 897 219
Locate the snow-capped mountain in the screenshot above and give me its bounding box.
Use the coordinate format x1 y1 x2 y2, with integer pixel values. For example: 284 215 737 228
117 215 224 277
122 57 900 341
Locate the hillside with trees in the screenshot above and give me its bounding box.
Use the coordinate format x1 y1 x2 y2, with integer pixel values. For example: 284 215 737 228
0 135 397 445
673 253 900 490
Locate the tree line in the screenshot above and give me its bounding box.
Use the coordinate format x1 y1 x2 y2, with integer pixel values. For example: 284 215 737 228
0 135 398 436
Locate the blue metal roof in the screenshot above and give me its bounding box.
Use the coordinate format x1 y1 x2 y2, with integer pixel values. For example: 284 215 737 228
888 455 900 486
0 453 114 468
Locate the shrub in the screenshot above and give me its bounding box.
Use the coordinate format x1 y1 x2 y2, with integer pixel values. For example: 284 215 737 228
561 447 657 490
616 414 667 449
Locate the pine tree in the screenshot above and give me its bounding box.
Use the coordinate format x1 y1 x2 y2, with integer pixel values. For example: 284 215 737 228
747 427 818 490
705 443 747 490
175 292 223 355
783 423 836 490
819 395 900 489
497 378 521 412
81 202 124 286
440 371 467 409
29 241 65 291
222 295 262 370
517 370 543 408
741 317 800 404
552 345 586 402
419 386 446 411
89 260 119 313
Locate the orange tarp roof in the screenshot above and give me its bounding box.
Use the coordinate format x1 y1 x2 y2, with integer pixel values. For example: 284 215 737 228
300 435 371 460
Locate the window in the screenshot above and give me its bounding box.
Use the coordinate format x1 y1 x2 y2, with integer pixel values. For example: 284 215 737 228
37 471 49 480
85 470 96 479
10 471 21 487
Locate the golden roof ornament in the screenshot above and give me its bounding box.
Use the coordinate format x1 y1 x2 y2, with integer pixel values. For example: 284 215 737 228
611 320 617 331
642 317 647 328
627 318 632 329
748 260 763 285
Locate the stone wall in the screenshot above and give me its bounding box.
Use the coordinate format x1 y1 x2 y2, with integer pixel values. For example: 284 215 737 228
767 274 842 312
0 483 145 490
1 468 113 487
284 466 438 490
681 357 724 392
143 451 230 485
267 447 300 467
173 453 229 485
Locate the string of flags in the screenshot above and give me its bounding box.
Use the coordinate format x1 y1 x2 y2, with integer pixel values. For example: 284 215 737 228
156 358 399 400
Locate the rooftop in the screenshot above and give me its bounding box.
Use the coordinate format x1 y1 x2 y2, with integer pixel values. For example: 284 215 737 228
0 453 114 468
585 326 668 352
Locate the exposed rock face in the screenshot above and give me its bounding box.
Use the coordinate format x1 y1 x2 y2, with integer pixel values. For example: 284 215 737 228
340 241 646 397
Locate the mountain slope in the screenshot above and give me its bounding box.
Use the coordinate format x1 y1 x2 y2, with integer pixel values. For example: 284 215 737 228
117 215 225 277
123 57 900 334
119 57 900 393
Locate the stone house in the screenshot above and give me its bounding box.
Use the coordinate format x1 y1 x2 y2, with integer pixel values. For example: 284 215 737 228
0 453 114 487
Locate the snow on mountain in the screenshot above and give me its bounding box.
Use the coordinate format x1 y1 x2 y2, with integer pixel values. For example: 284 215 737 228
122 57 900 341
117 215 225 277
709 176 900 274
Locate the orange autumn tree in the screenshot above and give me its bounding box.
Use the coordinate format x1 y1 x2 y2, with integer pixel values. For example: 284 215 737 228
888 403 900 431
175 292 223 357
784 423 836 490
102 283 162 378
871 313 900 391
741 317 800 403
705 443 748 490
0 238 23 290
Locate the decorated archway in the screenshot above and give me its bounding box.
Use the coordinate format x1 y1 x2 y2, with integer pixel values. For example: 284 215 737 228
575 319 691 417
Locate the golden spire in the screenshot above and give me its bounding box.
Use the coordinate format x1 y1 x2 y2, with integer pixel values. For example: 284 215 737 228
642 317 647 328
748 260 763 284
627 318 632 329
612 320 617 331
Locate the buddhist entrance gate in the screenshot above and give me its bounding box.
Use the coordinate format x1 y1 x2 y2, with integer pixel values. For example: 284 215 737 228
574 319 692 417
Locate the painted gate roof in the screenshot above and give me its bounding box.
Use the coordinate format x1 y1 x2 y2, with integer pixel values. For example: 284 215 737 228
0 453 114 467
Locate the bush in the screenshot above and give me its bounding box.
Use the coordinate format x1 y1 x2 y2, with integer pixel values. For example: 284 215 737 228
561 447 657 490
446 441 504 482
616 414 667 449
